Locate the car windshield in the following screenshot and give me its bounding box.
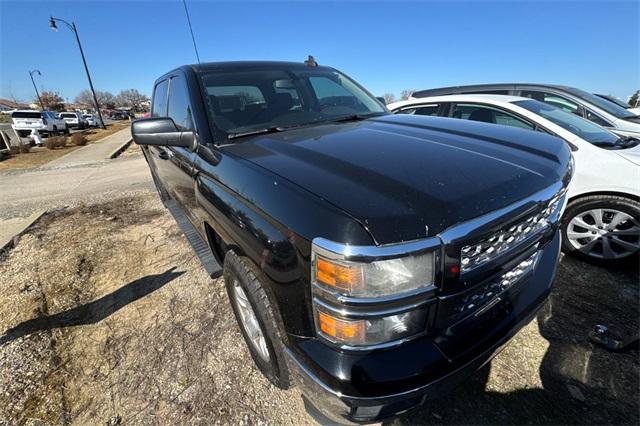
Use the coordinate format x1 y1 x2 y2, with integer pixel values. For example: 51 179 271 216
562 87 636 119
595 94 632 109
12 111 41 119
514 99 619 146
198 67 386 140
61 113 76 118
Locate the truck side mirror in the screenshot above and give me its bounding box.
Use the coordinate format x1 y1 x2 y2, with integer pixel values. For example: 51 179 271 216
131 117 194 148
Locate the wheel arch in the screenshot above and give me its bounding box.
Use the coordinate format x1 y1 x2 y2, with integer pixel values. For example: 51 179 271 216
569 190 640 204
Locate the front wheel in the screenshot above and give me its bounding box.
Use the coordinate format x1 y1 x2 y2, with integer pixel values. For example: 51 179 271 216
561 195 640 263
224 251 293 389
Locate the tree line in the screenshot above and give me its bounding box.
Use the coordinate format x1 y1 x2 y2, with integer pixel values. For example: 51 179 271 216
34 89 150 112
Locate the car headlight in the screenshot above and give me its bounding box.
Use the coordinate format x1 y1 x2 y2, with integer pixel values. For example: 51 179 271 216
311 237 438 348
312 242 435 298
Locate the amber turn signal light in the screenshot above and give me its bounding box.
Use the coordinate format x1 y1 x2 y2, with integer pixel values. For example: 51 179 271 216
317 311 366 345
315 256 364 293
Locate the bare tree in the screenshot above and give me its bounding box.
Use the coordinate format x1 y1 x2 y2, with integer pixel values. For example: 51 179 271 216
383 93 396 105
629 90 640 108
38 90 64 111
75 89 116 109
115 89 150 112
400 89 415 101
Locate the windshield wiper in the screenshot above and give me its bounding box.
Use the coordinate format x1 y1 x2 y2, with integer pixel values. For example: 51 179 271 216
330 112 384 123
227 126 287 140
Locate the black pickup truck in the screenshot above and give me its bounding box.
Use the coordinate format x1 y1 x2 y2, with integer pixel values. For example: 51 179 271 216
132 60 573 423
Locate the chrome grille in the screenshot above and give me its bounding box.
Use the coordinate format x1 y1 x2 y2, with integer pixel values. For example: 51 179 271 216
460 190 565 273
456 250 540 316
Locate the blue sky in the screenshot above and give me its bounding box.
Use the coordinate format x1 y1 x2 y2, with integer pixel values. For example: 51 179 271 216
1 0 638 103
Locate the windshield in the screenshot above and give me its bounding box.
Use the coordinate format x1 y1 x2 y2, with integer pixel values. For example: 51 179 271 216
198 67 386 139
514 99 619 146
562 87 636 119
61 113 76 118
595 94 631 109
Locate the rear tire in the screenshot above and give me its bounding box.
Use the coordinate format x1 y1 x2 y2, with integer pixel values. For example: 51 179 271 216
561 195 639 264
224 251 293 389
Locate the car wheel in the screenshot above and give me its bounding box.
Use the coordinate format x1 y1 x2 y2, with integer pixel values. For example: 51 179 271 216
52 126 58 136
64 126 70 135
561 195 640 263
223 251 293 389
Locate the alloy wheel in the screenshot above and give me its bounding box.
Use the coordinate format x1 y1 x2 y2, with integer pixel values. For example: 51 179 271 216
232 279 270 361
567 208 640 259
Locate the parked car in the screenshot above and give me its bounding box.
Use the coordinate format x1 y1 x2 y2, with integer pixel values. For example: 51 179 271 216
595 93 640 115
132 60 573 424
411 84 640 139
11 110 68 137
389 94 639 263
82 114 98 127
110 111 128 120
60 111 88 129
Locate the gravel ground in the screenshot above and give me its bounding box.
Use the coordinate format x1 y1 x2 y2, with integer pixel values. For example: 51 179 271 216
0 187 637 425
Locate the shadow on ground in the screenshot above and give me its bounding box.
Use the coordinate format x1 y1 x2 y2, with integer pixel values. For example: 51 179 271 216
388 255 639 425
0 268 184 346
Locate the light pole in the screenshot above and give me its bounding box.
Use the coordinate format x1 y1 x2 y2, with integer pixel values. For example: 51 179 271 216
29 70 44 109
49 16 106 129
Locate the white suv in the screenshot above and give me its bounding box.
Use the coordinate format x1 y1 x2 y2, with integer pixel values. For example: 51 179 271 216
11 110 69 137
59 111 88 129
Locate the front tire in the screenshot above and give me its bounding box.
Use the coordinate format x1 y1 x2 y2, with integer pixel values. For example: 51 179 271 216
224 251 293 389
561 195 640 263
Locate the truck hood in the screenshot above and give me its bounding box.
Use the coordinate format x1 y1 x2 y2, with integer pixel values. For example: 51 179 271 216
223 115 571 244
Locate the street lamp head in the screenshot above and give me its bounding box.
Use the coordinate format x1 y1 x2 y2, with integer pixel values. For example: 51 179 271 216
30 70 41 77
49 17 58 32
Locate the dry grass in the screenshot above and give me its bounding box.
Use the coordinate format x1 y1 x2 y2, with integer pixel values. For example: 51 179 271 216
70 133 88 146
0 192 637 425
0 122 129 171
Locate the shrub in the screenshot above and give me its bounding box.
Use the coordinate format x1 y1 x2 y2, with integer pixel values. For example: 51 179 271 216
18 143 31 153
8 145 20 155
45 136 66 150
71 133 88 146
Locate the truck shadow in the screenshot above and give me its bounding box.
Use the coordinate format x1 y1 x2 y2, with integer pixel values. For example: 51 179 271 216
0 267 185 346
387 256 639 425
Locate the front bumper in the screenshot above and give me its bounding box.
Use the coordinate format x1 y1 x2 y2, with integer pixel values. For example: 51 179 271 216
286 230 560 424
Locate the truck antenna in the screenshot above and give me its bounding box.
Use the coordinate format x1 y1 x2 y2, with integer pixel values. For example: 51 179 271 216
182 0 201 64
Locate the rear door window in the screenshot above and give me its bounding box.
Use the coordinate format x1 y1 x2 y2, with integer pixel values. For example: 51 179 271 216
451 103 535 130
396 104 441 116
152 79 169 117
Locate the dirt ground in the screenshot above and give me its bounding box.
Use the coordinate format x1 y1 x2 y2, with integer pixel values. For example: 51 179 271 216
0 122 130 171
0 190 638 425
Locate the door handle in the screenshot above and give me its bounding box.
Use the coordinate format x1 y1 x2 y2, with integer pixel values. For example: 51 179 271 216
158 149 170 160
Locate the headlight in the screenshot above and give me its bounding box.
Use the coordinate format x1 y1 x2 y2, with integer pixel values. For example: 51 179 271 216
311 237 439 348
312 242 435 298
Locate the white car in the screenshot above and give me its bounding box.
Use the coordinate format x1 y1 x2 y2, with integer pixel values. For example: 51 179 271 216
11 110 68 137
60 111 88 129
82 114 98 127
388 95 640 263
410 84 640 139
